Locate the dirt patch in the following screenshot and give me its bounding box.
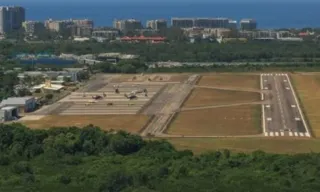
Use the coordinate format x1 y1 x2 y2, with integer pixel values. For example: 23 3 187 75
22 115 149 133
198 74 259 89
184 88 260 107
110 75 135 83
167 137 320 154
168 74 190 82
292 74 320 137
167 105 261 136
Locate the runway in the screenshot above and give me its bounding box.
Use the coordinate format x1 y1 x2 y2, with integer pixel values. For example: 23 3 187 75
261 73 310 137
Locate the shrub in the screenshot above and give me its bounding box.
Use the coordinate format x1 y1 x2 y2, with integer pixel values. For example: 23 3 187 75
12 161 33 174
58 175 71 185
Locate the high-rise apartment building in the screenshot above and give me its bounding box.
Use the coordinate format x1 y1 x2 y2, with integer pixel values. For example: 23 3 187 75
172 17 230 29
146 19 167 30
11 6 25 30
113 19 143 32
71 19 94 37
228 20 237 30
45 19 94 36
171 18 194 28
240 19 257 31
23 21 45 34
0 6 25 34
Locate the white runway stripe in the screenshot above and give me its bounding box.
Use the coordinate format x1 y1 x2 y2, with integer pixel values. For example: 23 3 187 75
264 132 268 136
280 132 284 136
275 132 279 136
289 132 293 136
294 132 298 136
270 132 274 136
299 133 304 137
305 133 311 137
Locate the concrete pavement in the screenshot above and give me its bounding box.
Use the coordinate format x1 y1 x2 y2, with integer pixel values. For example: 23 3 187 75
261 73 310 138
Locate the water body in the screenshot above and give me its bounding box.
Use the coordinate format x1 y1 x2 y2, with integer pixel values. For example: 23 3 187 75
1 1 320 29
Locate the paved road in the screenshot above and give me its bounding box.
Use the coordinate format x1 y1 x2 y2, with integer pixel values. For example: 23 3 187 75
261 73 310 138
141 74 199 136
181 101 267 111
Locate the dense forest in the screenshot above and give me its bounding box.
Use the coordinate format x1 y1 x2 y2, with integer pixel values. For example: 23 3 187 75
0 124 320 192
2 41 320 62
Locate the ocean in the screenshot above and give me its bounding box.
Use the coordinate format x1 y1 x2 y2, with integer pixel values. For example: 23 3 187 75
1 1 320 29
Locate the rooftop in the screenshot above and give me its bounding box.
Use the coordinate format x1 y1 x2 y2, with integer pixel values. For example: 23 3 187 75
32 83 64 91
1 106 18 111
0 97 34 107
120 35 166 41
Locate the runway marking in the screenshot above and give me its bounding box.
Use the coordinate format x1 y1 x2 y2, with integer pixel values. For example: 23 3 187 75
275 132 279 136
299 133 304 137
264 80 267 82
284 79 287 82
285 74 311 138
264 132 268 136
274 75 288 134
286 87 290 90
262 104 266 134
280 132 284 136
294 132 298 136
305 133 311 137
289 132 293 136
265 105 270 108
270 132 274 136
291 105 296 108
267 118 272 121
295 118 301 121
264 87 268 90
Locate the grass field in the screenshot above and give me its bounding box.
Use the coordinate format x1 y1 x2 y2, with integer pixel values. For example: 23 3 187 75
169 74 190 82
292 74 320 137
198 74 260 89
167 105 261 136
184 88 260 107
167 137 320 154
22 115 149 133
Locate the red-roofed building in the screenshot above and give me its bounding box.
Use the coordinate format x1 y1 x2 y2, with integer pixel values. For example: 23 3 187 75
299 32 308 37
120 35 166 43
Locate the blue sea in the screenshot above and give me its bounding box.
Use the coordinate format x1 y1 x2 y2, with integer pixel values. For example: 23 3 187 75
1 1 320 29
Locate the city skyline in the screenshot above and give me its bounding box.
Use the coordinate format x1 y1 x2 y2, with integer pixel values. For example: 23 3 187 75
0 2 319 29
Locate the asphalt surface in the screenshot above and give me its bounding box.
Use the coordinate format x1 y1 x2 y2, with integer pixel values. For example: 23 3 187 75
261 73 310 137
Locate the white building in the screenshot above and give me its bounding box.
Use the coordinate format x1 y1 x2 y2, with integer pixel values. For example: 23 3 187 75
0 97 36 113
0 106 19 122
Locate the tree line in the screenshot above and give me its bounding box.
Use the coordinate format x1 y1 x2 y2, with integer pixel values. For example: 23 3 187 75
0 124 320 191
2 40 320 63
